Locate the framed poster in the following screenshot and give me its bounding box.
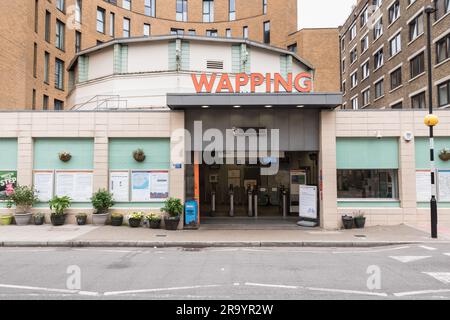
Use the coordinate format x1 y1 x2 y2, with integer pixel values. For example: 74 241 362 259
110 171 130 202
438 170 450 202
299 185 318 219
131 171 151 202
34 171 54 202
416 170 432 202
0 171 17 201
150 171 169 200
55 171 93 202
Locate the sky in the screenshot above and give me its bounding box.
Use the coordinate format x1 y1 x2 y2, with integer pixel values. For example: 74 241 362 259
297 0 356 29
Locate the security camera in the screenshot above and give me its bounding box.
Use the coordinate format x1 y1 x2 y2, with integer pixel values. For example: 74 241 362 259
376 131 383 139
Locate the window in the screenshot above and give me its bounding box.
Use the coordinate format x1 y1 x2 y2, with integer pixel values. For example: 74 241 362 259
206 29 217 37
411 91 426 108
56 0 65 13
54 99 64 111
145 0 156 17
45 11 51 42
263 0 267 14
373 18 383 40
123 0 131 10
351 96 359 110
436 33 450 64
32 89 36 110
374 48 384 69
438 80 450 107
351 71 358 88
243 26 248 39
389 32 401 57
43 95 49 110
44 52 50 83
171 28 184 35
375 79 384 98
337 169 398 199
33 43 37 78
188 29 196 35
176 0 188 22
360 7 368 27
362 88 370 106
144 24 150 37
350 24 356 41
123 18 130 37
435 0 450 20
75 31 81 53
109 13 115 36
342 81 346 95
350 47 357 64
288 43 297 53
372 0 383 10
96 7 105 33
263 21 270 44
55 58 64 90
409 13 423 42
388 0 400 24
362 61 370 79
226 28 231 38
391 101 403 109
75 0 82 24
229 0 236 21
55 20 65 50
390 67 402 90
410 52 424 79
35 0 39 33
203 0 214 22
361 35 369 53
342 58 346 73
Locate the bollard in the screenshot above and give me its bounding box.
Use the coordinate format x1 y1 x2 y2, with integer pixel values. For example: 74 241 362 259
229 192 234 217
248 190 253 217
282 192 287 219
211 191 216 216
253 194 258 218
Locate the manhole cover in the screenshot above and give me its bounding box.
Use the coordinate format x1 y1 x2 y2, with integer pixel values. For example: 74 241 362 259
354 235 367 238
182 248 202 252
155 234 167 237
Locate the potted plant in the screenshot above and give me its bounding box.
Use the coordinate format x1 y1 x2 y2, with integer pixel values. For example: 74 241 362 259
0 215 13 226
354 211 366 229
146 214 162 229
49 196 72 226
33 213 45 225
341 214 353 229
58 152 72 162
76 213 87 226
111 213 124 226
161 198 183 231
6 185 38 226
133 148 146 162
91 189 115 225
128 212 144 228
439 148 450 161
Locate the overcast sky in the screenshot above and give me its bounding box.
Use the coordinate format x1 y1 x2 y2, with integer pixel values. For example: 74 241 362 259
298 0 356 29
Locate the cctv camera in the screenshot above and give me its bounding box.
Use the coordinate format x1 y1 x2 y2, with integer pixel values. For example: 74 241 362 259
376 131 383 139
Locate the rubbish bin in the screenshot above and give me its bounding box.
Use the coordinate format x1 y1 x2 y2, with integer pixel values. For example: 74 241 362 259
184 200 199 229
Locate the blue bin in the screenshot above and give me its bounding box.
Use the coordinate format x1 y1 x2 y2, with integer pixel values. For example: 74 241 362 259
184 200 199 228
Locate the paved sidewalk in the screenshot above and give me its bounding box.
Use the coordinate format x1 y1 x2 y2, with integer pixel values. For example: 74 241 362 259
1 224 450 248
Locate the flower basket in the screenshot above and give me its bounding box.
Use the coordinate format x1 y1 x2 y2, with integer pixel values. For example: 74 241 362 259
439 152 450 161
59 152 72 162
133 149 146 162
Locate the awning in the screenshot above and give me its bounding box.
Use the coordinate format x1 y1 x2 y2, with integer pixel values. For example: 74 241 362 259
166 92 342 110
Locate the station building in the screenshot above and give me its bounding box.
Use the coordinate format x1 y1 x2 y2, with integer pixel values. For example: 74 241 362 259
0 35 449 229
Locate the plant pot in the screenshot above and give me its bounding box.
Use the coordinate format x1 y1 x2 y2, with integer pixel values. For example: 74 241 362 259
76 216 87 226
111 216 124 226
34 215 45 225
341 216 353 229
354 217 366 229
51 214 66 226
149 219 161 229
0 215 13 226
129 218 142 228
439 153 450 161
14 213 32 226
164 217 180 231
92 213 109 226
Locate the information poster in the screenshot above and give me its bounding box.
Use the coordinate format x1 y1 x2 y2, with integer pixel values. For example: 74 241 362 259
150 171 169 200
110 171 130 202
228 169 241 188
55 171 93 202
34 171 54 202
131 171 151 202
0 171 17 201
416 170 432 202
438 170 450 202
299 185 318 219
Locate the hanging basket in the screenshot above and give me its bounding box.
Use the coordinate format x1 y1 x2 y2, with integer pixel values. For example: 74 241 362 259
59 152 72 162
133 149 146 162
439 152 450 161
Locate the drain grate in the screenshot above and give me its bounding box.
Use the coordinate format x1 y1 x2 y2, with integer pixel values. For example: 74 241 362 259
155 234 167 237
354 235 367 238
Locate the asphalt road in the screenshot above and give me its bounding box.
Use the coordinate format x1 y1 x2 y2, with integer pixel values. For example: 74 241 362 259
0 244 449 300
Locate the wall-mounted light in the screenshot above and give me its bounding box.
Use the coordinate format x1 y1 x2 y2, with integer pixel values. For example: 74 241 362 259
233 105 241 108
265 105 272 108
201 105 210 109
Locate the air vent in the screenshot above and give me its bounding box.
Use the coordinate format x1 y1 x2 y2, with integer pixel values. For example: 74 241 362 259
206 60 224 70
